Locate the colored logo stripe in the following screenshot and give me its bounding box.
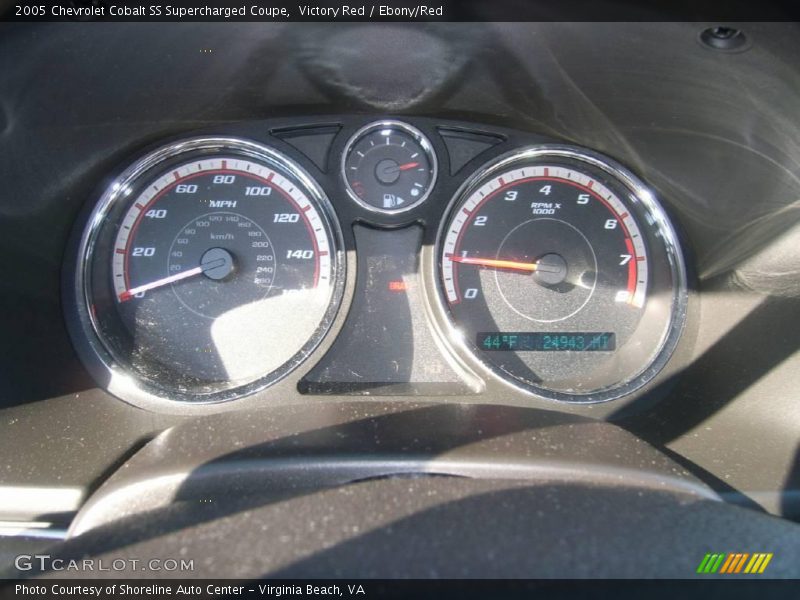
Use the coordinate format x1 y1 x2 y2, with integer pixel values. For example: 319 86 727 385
696 553 773 574
696 553 725 573
745 553 773 574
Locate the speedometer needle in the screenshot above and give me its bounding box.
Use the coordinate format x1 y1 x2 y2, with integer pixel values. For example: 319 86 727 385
118 255 228 302
118 266 204 302
449 255 539 272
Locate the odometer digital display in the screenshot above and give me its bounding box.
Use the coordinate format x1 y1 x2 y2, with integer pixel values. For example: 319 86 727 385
438 145 687 402
477 332 616 352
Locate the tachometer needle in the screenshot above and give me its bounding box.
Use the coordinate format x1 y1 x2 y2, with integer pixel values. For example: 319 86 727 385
118 266 204 302
449 255 539 272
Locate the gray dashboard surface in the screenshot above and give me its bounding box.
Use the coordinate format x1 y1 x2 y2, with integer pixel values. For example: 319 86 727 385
12 478 800 578
0 22 799 533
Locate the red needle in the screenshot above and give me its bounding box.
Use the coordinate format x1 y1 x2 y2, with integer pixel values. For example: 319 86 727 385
118 266 204 302
396 162 420 171
449 255 539 272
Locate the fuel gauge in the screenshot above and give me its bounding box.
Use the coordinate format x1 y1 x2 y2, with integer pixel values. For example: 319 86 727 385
342 120 437 214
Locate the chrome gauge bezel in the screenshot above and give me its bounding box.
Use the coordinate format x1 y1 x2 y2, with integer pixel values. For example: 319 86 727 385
432 145 688 404
340 120 438 214
70 136 346 409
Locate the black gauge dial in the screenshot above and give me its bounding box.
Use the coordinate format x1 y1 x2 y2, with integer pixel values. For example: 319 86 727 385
73 137 344 406
437 146 686 403
342 120 437 213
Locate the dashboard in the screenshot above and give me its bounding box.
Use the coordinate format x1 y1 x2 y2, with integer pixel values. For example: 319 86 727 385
2 20 800 579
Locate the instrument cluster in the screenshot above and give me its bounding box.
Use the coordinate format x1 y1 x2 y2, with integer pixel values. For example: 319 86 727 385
64 117 689 412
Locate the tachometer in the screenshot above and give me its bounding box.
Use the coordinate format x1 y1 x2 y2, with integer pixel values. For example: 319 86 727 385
437 146 686 402
71 137 344 406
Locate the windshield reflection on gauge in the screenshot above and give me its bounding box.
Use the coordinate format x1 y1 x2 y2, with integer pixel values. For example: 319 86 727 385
74 137 344 405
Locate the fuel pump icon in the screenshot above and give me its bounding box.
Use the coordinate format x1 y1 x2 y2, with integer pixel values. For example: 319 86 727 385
383 193 404 209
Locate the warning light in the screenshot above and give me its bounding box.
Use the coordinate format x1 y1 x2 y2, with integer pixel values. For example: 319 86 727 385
388 280 408 292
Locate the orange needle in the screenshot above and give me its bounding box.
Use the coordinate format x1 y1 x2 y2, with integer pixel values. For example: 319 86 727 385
396 162 420 171
449 255 539 272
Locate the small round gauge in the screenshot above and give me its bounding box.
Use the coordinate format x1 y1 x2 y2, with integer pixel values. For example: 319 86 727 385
342 120 437 213
70 137 344 406
437 146 687 403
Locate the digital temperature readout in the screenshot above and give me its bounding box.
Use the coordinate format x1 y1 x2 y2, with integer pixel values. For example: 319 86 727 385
477 332 616 352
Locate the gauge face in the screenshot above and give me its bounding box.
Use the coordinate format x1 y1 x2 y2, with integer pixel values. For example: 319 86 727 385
342 120 437 213
438 147 686 402
76 138 343 404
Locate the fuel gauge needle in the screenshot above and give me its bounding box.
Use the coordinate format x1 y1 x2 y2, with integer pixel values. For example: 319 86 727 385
118 266 204 302
382 162 421 175
449 255 539 272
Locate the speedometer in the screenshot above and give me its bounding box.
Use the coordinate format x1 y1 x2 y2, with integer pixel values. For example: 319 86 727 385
70 137 344 407
437 146 686 402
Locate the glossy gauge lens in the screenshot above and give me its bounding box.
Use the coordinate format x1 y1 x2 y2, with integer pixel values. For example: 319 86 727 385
75 138 343 405
438 147 686 402
342 120 437 213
